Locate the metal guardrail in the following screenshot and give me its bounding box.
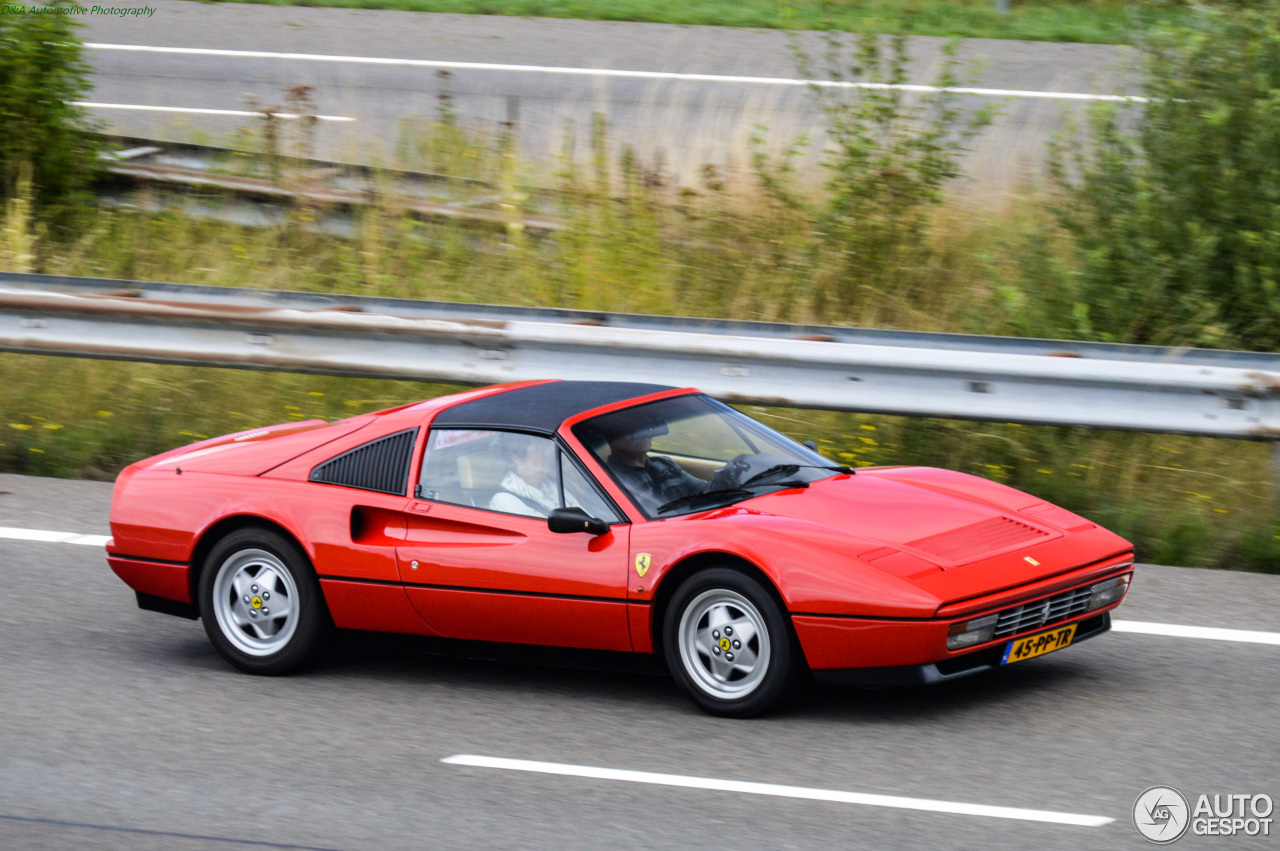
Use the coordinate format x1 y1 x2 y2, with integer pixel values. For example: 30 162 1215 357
98 135 568 233
0 273 1277 449
4 271 1278 369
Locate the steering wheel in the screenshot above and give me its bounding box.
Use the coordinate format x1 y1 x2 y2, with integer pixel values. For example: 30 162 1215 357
709 454 755 490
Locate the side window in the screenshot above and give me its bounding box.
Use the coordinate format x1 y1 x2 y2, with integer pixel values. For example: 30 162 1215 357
560 453 624 524
419 429 561 518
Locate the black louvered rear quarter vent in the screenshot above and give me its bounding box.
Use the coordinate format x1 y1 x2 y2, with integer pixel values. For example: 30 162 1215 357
309 428 418 495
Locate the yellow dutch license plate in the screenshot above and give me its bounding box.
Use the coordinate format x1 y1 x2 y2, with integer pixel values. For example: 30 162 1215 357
1001 623 1078 665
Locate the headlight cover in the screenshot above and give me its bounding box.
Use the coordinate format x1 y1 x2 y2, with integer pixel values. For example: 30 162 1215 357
947 614 999 650
1087 574 1131 611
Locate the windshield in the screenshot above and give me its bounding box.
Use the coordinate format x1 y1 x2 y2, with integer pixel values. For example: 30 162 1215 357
572 394 844 518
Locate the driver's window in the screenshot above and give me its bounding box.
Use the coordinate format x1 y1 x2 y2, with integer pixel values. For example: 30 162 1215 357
419 429 561 518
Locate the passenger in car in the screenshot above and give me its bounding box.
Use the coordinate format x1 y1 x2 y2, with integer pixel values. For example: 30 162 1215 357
489 435 559 517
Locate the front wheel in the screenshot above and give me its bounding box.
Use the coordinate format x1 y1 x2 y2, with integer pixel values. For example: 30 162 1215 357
662 568 801 717
199 528 329 675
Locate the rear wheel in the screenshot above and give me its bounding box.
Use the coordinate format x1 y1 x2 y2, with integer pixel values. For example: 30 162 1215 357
663 567 800 717
199 528 329 675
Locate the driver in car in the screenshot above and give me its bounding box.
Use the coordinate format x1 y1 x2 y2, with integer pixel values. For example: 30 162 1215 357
604 419 709 514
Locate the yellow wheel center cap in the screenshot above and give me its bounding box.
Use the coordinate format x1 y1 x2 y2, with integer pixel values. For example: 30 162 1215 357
719 637 731 651
251 596 263 609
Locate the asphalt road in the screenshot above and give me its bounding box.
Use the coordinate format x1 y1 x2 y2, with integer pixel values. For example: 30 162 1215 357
81 3 1136 194
0 472 1277 849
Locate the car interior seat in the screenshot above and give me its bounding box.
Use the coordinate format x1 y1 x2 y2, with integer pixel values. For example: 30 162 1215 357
457 451 508 507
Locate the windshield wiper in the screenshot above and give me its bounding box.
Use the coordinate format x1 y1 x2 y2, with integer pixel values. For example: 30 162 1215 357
739 463 800 488
739 463 852 488
655 488 755 515
655 476 821 515
804 463 855 475
655 464 852 515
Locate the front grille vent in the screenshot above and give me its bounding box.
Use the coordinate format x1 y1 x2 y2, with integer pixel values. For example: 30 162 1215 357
310 428 417 496
993 585 1094 639
908 516 1049 564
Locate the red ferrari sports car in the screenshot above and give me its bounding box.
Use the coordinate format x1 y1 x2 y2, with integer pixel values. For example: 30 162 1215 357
107 380 1134 716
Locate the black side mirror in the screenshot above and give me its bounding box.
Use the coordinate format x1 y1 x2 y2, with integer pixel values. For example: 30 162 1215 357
548 506 610 536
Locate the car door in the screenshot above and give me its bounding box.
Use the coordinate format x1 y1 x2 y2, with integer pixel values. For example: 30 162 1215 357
397 428 632 651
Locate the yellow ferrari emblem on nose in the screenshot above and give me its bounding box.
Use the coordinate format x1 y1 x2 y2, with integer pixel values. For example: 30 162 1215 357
719 637 731 651
635 553 652 578
251 596 263 609
1024 556 1040 567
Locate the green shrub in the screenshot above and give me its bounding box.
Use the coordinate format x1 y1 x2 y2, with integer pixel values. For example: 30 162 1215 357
747 33 993 321
1050 0 1280 350
0 1 100 216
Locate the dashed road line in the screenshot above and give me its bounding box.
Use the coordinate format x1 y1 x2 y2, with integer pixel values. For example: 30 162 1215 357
441 754 1114 826
85 43 1147 103
0 526 111 547
74 102 356 121
1112 619 1280 646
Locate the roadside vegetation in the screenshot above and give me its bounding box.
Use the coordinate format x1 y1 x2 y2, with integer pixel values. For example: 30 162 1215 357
1 5 1278 571
0 1 100 223
205 0 1180 46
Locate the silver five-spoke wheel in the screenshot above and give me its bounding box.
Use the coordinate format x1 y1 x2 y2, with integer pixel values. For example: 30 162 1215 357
211 548 300 657
663 567 800 716
678 588 772 700
200 528 329 675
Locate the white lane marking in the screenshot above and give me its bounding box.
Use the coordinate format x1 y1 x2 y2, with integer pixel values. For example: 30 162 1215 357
0 526 111 547
74 102 356 121
1113 619 1280 646
442 754 1113 826
86 43 1146 103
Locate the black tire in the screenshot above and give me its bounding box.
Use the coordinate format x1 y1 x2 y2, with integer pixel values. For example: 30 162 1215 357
662 567 802 717
198 527 330 675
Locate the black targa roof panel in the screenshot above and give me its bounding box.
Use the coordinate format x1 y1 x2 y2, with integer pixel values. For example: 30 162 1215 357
431 381 678 434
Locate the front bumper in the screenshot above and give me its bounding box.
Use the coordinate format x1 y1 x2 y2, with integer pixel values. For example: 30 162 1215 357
812 612 1110 687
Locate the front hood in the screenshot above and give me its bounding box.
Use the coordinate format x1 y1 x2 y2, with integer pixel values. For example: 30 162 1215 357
136 415 375 476
743 468 1064 573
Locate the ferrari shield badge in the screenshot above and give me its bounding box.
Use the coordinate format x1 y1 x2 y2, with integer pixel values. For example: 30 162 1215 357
635 553 652 578
1024 556 1040 567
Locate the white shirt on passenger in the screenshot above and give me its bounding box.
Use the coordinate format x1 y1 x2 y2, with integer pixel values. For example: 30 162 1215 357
489 471 559 517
